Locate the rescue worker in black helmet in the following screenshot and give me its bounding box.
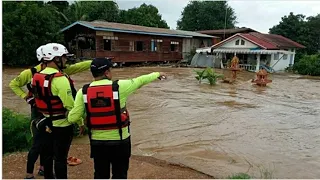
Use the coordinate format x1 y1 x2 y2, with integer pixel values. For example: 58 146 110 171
67 58 166 179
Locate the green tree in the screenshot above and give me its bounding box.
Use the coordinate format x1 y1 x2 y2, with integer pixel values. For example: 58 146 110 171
269 12 308 49
177 1 237 31
305 14 320 54
119 3 169 28
269 12 320 60
3 1 64 66
65 1 120 23
47 0 69 12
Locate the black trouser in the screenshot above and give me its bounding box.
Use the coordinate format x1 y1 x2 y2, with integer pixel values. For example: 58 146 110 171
91 137 131 179
26 107 45 174
42 125 74 179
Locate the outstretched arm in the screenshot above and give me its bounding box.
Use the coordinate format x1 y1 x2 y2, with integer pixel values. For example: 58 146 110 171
119 72 163 98
63 60 92 75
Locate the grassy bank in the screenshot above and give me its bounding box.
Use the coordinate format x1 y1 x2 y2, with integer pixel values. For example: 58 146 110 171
2 108 87 154
3 108 32 154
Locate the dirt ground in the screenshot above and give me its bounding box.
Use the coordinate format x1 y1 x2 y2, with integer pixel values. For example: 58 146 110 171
2 144 213 179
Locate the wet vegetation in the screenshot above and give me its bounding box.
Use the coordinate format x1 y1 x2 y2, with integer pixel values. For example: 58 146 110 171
194 67 224 85
227 173 251 179
2 108 87 154
292 54 320 76
3 108 32 154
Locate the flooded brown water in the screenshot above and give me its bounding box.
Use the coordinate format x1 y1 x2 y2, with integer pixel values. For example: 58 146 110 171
3 66 320 178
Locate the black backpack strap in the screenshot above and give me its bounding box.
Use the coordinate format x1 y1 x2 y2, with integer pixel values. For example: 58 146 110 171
27 67 38 92
31 67 37 76
32 73 43 99
112 80 123 140
26 83 33 92
82 84 92 140
64 74 77 99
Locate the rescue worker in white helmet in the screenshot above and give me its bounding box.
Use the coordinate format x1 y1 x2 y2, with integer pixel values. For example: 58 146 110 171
9 44 92 179
67 58 166 179
30 43 84 179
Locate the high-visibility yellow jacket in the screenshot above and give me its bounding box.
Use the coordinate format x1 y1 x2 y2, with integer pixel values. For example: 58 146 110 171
68 72 160 140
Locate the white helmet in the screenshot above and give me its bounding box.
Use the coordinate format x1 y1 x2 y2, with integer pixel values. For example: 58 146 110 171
36 45 45 61
41 43 73 61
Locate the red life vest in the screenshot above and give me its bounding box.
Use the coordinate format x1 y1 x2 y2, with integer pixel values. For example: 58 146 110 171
31 71 75 120
82 80 130 140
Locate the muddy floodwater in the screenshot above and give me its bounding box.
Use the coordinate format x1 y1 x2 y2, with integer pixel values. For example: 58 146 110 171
3 66 320 178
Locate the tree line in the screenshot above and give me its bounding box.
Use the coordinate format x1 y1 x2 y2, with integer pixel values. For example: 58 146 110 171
3 1 169 66
3 1 320 75
269 12 320 75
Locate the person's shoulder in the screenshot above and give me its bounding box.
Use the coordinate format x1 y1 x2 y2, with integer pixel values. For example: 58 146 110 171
52 73 69 83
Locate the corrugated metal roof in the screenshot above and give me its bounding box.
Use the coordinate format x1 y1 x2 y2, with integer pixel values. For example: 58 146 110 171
197 28 257 35
173 30 216 38
249 32 305 49
212 32 305 50
196 48 295 55
240 33 278 49
61 21 215 38
212 49 295 54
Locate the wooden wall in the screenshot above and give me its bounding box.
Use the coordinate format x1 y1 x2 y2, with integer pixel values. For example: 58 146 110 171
95 32 183 62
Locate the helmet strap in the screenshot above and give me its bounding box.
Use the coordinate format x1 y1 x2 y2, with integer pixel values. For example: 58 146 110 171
53 57 64 71
40 61 47 70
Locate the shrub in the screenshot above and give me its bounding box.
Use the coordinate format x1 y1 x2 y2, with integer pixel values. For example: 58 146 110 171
292 54 320 76
194 67 224 85
185 47 197 64
3 108 32 154
227 173 251 179
3 108 88 154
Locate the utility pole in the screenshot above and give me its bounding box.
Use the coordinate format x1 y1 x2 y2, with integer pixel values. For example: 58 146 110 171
223 4 228 40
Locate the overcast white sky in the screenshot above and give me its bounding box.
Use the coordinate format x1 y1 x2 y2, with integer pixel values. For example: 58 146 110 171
115 0 320 33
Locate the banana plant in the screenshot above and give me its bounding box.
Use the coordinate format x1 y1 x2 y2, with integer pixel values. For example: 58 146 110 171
194 67 224 85
194 68 206 83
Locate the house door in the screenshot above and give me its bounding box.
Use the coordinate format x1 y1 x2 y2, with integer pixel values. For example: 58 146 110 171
289 54 294 65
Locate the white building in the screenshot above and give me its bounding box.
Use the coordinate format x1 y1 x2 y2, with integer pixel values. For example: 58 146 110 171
192 32 305 72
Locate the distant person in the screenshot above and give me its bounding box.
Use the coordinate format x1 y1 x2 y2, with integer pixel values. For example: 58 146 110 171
67 58 166 179
9 45 92 179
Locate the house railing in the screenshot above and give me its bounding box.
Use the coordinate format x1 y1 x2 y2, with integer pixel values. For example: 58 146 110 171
222 63 257 71
239 64 256 71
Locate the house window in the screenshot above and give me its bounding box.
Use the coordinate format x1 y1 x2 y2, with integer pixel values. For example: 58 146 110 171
103 36 118 51
157 41 163 52
283 54 288 60
104 40 111 51
274 54 279 60
129 41 134 51
151 39 163 52
151 39 157 52
170 41 179 51
136 41 143 51
235 39 245 46
242 54 248 64
103 36 118 40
